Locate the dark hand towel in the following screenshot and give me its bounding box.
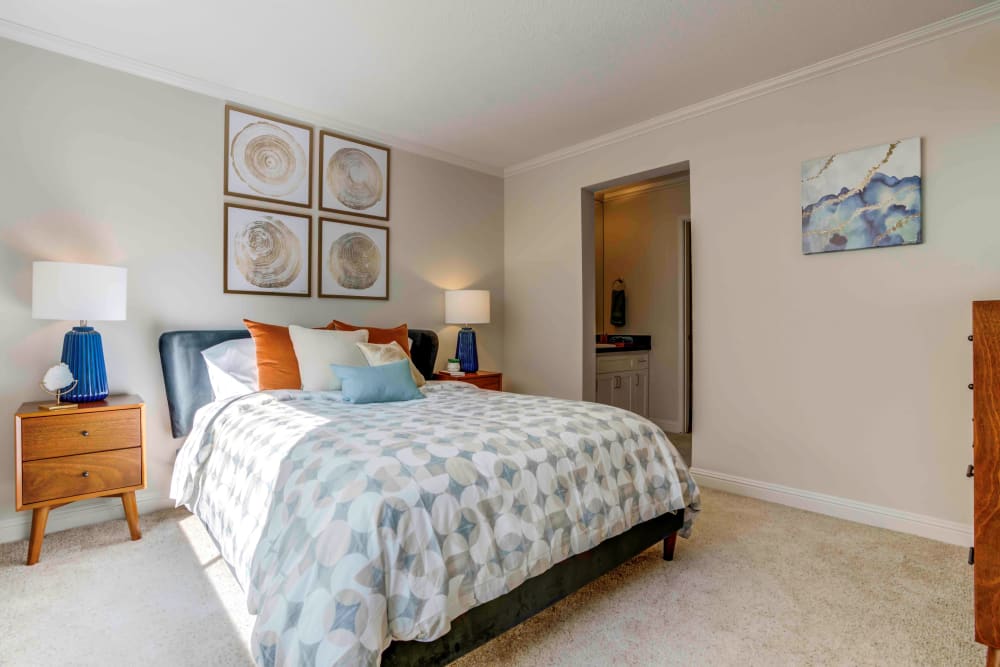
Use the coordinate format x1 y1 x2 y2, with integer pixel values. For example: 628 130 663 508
610 288 626 326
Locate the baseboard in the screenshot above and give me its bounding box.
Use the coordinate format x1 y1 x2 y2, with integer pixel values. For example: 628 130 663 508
652 418 682 433
0 494 175 544
691 467 973 547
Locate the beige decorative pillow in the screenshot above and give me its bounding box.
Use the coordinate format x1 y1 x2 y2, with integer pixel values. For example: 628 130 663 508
288 325 369 390
356 341 426 387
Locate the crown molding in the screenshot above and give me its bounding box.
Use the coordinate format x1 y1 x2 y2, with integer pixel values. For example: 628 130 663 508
504 1 1000 178
0 18 503 177
3 2 997 181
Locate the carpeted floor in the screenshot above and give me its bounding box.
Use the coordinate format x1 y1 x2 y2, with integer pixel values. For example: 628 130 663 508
0 487 979 666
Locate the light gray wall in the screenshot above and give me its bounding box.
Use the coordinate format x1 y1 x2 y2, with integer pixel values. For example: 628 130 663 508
0 38 504 541
601 180 690 430
505 20 1000 535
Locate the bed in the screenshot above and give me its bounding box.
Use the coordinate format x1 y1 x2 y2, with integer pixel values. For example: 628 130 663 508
160 329 700 666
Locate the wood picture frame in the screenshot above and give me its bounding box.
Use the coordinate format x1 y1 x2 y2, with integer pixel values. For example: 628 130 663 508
318 218 389 300
319 130 390 221
224 203 312 297
224 105 314 208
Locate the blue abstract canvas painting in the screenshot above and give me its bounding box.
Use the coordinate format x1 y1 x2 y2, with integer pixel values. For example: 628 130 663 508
801 137 922 254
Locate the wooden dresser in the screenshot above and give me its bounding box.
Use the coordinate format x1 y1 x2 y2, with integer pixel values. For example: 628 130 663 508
972 302 1000 665
432 370 503 391
14 394 146 565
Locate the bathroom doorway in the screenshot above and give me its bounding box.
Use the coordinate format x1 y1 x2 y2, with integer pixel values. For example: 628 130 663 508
581 162 693 461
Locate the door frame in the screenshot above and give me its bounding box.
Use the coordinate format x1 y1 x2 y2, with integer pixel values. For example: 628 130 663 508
580 160 690 403
680 216 692 433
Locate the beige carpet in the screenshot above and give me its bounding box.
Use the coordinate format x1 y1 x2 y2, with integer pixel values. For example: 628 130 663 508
0 488 979 666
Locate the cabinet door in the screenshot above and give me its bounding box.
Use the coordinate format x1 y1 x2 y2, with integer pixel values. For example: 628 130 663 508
595 373 615 406
630 371 649 417
610 374 631 410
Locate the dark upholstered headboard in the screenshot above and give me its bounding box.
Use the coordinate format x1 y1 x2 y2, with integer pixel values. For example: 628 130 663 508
158 329 439 438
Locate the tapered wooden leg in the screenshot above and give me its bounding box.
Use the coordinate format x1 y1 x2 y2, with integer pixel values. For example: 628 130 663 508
27 506 50 566
663 531 678 561
121 491 141 541
987 646 999 667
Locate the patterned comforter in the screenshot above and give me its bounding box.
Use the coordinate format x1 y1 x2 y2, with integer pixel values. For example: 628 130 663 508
170 382 700 666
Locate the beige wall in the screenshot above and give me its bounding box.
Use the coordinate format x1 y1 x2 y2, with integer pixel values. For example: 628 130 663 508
601 180 690 430
505 21 1000 531
0 38 505 541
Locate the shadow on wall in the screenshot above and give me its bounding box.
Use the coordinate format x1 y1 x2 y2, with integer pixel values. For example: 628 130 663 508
1 209 127 272
1 210 131 393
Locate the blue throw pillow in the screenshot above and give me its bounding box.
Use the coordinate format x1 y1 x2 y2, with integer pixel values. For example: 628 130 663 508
330 360 425 404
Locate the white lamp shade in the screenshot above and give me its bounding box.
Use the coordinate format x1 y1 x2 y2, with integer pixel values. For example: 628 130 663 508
445 290 490 325
32 262 127 322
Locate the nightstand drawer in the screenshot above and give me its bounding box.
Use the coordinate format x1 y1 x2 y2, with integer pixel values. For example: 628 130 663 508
434 371 503 391
21 408 141 461
468 377 502 391
21 448 142 505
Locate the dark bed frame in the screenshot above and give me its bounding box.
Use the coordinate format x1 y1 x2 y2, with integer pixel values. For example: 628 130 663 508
158 329 684 666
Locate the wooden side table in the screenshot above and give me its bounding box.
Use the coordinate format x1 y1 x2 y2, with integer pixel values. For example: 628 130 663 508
433 370 503 392
14 394 146 565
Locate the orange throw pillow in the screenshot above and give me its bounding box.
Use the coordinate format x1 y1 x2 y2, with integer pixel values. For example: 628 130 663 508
328 320 410 356
243 319 301 389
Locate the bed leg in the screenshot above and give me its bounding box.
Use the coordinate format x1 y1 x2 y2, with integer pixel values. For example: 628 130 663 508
663 532 677 561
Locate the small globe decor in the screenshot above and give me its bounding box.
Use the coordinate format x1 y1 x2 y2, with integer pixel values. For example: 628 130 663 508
40 363 79 411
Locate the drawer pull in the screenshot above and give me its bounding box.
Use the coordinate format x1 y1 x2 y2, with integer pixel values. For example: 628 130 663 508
81 471 89 478
969 547 975 565
967 464 974 478
81 430 90 437
969 383 974 390
969 335 974 341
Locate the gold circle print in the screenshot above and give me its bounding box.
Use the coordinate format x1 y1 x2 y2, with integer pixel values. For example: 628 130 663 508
231 121 307 197
326 148 383 210
233 216 302 288
329 232 381 290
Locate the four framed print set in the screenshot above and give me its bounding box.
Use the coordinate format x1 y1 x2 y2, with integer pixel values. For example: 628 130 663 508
223 105 390 299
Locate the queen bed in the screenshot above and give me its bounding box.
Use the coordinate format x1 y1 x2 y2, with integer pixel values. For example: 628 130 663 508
160 329 700 666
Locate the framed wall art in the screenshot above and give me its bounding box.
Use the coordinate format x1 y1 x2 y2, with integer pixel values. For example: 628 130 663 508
319 218 389 300
319 130 390 220
224 204 312 297
801 137 922 255
225 105 313 208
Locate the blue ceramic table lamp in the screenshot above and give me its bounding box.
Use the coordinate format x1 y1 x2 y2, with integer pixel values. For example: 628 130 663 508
32 262 127 403
445 289 490 372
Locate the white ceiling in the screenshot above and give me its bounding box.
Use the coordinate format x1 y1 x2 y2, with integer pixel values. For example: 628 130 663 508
0 1 990 173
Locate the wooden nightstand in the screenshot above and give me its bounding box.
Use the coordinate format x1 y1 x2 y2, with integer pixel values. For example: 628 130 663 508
433 370 503 391
14 394 146 565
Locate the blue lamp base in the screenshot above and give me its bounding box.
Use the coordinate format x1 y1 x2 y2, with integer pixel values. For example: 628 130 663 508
456 327 479 373
60 326 109 403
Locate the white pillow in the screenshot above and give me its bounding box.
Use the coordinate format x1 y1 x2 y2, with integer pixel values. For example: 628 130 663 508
201 338 258 400
287 325 369 390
